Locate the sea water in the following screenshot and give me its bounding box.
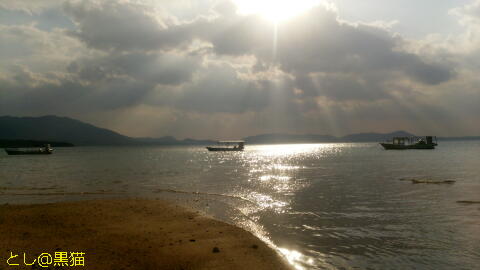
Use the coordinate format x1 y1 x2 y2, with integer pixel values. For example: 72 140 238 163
1 141 479 269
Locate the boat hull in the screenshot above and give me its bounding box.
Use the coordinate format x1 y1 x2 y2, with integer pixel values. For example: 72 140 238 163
380 143 435 150
206 147 243 152
5 149 53 155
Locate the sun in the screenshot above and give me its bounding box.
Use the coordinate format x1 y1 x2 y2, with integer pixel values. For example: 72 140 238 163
233 0 321 22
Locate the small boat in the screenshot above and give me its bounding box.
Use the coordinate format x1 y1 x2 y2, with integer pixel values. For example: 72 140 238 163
5 144 53 155
380 136 437 150
206 141 245 151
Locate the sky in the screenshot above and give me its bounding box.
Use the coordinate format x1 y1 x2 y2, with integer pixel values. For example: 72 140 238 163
0 0 479 139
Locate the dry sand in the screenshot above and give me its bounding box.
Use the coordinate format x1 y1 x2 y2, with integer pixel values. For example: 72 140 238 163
0 199 291 270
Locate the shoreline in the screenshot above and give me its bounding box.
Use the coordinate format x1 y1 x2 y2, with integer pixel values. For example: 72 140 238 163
0 199 291 270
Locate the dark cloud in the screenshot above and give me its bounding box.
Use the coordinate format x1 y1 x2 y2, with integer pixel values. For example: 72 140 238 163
206 14 271 56
154 64 276 113
295 73 389 101
0 67 152 115
64 0 193 51
404 59 452 85
68 51 200 85
0 66 89 115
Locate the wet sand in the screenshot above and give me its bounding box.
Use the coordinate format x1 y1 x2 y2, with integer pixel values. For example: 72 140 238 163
0 199 291 270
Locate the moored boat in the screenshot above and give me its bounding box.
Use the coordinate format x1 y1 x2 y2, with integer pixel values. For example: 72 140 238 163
206 141 244 151
380 136 437 150
5 144 53 155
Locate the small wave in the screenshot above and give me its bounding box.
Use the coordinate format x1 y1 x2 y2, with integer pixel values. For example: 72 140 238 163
0 191 123 196
0 186 60 191
153 188 257 205
399 178 455 184
456 200 480 204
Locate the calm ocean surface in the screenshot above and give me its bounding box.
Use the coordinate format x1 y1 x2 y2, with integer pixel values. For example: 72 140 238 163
1 141 479 269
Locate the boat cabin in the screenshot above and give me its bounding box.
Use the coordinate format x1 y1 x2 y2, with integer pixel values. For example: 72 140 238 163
392 137 408 145
389 136 437 146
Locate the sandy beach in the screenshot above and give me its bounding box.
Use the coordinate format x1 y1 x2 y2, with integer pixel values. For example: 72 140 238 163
0 199 291 270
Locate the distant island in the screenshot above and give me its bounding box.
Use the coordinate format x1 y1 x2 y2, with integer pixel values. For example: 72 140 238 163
0 115 478 146
243 131 416 144
0 115 214 146
0 139 74 148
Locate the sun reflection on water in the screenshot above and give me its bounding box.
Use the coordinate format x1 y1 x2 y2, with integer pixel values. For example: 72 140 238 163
278 247 316 270
254 143 336 157
259 175 291 181
271 164 301 170
237 144 344 269
245 192 288 212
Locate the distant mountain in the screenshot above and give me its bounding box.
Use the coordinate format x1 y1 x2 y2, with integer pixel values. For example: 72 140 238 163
244 131 416 144
0 115 214 146
244 133 337 144
132 136 214 145
340 131 415 142
133 136 179 144
0 115 132 145
0 139 74 148
181 138 216 145
438 136 480 141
